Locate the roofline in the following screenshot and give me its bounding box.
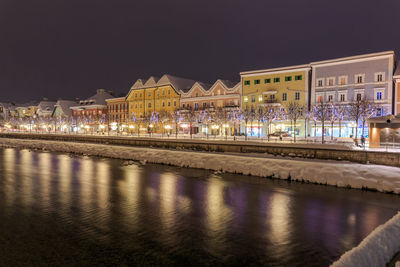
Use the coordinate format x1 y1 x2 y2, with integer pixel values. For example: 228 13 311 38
105 97 126 102
310 51 394 65
240 64 311 76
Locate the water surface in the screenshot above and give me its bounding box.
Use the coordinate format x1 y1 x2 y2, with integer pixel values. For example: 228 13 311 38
0 148 399 266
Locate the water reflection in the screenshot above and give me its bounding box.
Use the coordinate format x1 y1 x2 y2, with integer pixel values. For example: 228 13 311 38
0 148 399 266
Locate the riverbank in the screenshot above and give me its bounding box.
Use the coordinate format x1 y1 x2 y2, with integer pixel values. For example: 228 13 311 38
1 132 399 167
0 137 399 194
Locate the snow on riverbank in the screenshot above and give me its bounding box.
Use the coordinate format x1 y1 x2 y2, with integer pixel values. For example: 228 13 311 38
331 212 400 267
0 138 400 194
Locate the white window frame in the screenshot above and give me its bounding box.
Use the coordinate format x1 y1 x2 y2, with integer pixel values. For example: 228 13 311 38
338 75 348 86
338 90 348 102
316 93 323 103
327 77 335 87
316 78 324 88
355 73 365 84
374 72 385 83
354 89 365 101
282 92 287 101
326 92 335 102
374 88 385 101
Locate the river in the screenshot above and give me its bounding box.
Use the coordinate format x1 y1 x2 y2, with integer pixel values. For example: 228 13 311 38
0 148 399 266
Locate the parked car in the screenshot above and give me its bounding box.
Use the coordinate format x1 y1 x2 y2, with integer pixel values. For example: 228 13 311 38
269 131 289 137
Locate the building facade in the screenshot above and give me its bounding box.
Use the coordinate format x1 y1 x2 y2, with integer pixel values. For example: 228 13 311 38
70 89 113 132
179 80 240 136
240 65 311 137
394 62 400 115
125 74 197 134
310 51 395 138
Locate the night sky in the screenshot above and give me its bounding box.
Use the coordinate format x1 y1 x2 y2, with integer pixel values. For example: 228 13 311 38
1 0 399 103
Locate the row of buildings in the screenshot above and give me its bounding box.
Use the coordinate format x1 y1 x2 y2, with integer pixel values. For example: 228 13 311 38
1 51 400 146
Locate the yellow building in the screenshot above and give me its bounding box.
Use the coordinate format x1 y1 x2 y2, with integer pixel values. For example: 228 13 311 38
125 74 197 133
240 64 311 137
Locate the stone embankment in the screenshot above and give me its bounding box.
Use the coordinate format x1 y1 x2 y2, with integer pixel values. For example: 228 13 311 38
0 132 399 167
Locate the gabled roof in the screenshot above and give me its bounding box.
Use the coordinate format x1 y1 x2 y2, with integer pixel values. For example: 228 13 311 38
54 99 77 116
72 89 114 108
131 79 146 89
157 74 197 93
181 81 213 96
219 80 239 88
143 76 159 87
37 100 56 113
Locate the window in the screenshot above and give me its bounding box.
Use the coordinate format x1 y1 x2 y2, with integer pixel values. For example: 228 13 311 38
356 93 362 101
203 102 207 108
168 101 171 106
251 95 256 103
339 93 346 102
285 76 292 82
375 89 384 100
139 93 142 97
195 92 199 97
317 79 323 87
376 108 382 116
375 73 385 82
174 101 176 106
317 95 323 102
168 90 171 95
273 77 280 83
328 95 333 102
194 103 198 110
295 92 300 100
258 95 263 102
135 93 137 97
244 96 248 103
162 102 165 107
265 78 271 83
295 75 302 81
356 74 364 84
182 104 185 108
135 104 138 108
270 94 275 100
140 104 142 108
254 79 260 85
328 78 334 86
244 80 250 85
162 90 165 95
282 93 287 101
148 102 151 108
339 76 347 85
148 91 151 96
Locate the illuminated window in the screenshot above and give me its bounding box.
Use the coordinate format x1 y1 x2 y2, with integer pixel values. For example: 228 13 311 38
258 95 263 102
244 96 248 103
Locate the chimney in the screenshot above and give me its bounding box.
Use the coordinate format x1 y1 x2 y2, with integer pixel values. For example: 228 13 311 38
97 89 105 94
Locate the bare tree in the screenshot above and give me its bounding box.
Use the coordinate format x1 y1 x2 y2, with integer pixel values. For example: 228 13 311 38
335 104 346 138
185 108 197 139
171 110 181 139
327 103 338 140
360 99 378 139
286 102 304 143
313 101 330 144
242 106 252 141
347 98 367 144
263 106 276 141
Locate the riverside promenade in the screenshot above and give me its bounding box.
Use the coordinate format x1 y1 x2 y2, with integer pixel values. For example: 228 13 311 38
0 132 400 167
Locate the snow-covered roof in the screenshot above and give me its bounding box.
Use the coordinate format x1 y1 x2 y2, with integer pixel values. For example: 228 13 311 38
74 89 114 107
131 79 146 89
37 100 56 113
15 101 39 108
157 74 197 93
143 76 159 87
0 102 15 109
219 80 239 88
54 100 77 116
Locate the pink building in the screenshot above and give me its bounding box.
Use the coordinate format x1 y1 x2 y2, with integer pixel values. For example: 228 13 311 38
180 80 240 110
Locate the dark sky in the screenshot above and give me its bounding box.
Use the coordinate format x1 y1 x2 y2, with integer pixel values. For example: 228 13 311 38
1 0 399 103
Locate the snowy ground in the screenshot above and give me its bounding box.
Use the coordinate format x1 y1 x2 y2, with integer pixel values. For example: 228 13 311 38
0 137 399 266
0 137 399 194
331 212 400 267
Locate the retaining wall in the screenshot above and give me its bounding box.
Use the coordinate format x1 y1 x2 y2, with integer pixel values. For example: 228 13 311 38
0 133 399 167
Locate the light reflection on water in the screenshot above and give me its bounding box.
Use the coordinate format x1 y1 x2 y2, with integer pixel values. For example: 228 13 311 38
0 148 399 266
